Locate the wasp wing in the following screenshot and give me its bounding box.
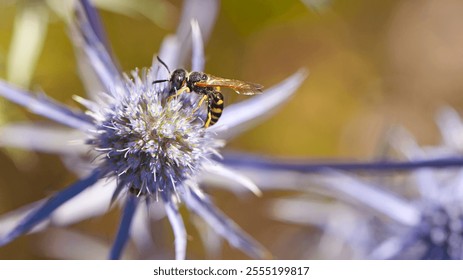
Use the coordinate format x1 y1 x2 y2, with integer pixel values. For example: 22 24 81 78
195 75 263 95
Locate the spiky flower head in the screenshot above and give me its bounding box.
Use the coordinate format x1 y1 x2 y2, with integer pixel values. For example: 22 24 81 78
83 68 222 197
410 202 463 259
0 0 306 259
230 107 463 260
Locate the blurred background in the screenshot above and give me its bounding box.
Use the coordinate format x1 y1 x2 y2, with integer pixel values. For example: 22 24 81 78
1 0 463 259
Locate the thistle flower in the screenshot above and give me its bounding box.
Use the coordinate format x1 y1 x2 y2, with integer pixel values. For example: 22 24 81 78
223 108 463 259
0 0 306 259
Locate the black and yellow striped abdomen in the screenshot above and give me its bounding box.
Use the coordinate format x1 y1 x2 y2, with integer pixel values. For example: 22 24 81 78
205 90 224 128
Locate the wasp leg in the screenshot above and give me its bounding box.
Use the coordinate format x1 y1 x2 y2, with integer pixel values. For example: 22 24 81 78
167 86 190 102
192 94 208 114
204 111 213 128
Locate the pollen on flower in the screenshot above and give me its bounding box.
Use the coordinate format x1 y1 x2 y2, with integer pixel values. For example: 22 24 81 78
79 68 223 197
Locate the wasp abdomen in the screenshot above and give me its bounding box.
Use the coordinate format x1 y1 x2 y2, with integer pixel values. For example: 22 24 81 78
205 91 224 127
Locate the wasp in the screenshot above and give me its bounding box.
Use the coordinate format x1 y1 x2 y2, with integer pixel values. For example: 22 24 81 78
152 57 263 127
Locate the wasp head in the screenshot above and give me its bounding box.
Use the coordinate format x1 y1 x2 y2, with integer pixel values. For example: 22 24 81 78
170 69 188 91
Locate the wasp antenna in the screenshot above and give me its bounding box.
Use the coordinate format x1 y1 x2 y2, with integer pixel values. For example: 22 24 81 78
157 56 171 74
152 79 169 85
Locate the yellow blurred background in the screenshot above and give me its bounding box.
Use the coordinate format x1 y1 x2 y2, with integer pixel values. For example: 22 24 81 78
1 0 463 259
